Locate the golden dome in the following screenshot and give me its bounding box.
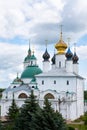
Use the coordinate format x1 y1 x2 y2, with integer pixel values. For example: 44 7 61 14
55 32 67 54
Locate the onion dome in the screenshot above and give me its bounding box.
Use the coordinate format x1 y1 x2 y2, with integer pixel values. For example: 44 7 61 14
43 48 50 61
30 53 37 60
12 74 23 84
55 28 67 54
21 65 42 79
51 54 55 64
72 52 79 64
66 47 73 60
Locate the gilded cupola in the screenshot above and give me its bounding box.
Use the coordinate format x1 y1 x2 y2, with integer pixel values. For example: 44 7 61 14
55 26 67 54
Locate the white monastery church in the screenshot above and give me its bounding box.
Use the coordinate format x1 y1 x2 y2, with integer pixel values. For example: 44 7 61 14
0 29 85 121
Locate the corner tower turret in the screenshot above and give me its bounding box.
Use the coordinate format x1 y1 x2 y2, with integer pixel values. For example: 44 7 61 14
21 45 42 83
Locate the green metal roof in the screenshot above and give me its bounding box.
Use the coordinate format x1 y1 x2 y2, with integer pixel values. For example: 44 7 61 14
30 54 37 60
24 54 36 62
30 77 36 83
21 65 42 78
24 55 31 62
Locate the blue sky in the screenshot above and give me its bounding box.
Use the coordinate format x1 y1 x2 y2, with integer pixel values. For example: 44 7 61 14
0 0 87 89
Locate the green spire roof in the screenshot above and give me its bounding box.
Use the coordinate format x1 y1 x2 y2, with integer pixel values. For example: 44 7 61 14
24 42 32 62
21 65 42 79
28 40 31 56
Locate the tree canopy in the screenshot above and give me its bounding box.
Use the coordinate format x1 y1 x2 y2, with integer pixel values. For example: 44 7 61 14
2 91 68 130
7 94 19 121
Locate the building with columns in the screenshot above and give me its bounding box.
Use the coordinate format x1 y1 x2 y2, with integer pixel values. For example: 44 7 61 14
0 29 84 121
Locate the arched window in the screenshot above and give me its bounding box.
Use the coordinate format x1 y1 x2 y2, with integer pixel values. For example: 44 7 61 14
18 93 28 98
67 80 69 85
13 86 16 88
44 93 54 99
42 80 44 85
54 80 56 84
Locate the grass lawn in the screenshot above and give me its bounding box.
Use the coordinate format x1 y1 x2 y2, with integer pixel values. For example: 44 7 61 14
68 124 87 130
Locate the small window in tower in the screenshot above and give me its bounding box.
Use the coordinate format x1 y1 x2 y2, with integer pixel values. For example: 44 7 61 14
31 61 33 65
13 86 16 88
67 80 69 85
59 61 61 68
54 80 56 84
42 80 44 85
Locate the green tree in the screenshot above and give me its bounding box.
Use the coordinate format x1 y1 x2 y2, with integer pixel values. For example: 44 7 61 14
30 98 67 130
14 92 67 130
42 98 67 130
84 91 87 100
0 121 4 130
7 94 19 121
83 112 87 125
14 90 41 130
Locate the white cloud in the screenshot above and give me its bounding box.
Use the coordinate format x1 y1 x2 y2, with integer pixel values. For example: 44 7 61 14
0 0 87 88
77 45 87 60
0 0 87 43
0 0 64 39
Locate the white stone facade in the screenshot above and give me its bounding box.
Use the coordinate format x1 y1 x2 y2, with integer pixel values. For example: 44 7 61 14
0 30 85 121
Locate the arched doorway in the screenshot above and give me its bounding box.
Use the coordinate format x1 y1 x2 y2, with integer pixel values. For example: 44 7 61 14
18 93 28 98
44 93 54 99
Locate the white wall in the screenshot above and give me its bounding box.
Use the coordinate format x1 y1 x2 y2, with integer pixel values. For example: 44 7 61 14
76 78 84 118
55 54 66 68
36 76 76 92
43 61 50 72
